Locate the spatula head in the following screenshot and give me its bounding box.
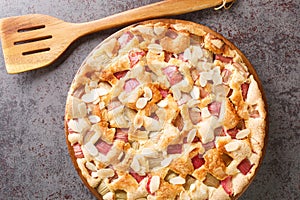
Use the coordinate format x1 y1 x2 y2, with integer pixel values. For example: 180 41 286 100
0 14 75 74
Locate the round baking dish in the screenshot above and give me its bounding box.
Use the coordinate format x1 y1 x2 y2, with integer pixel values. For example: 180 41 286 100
65 19 268 200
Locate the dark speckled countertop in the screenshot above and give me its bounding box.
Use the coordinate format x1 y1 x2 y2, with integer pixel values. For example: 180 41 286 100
0 0 299 199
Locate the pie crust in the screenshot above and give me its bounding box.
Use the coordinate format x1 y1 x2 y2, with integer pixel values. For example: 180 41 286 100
65 19 268 200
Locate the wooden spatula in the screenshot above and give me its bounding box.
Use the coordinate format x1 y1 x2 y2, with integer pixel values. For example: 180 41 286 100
0 0 234 74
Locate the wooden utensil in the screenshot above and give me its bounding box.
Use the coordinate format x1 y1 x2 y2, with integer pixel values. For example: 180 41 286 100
0 0 234 74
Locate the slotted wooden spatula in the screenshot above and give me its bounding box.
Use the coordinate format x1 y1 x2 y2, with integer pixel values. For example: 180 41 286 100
0 0 234 74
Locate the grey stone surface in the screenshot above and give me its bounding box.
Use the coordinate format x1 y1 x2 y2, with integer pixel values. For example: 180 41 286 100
0 0 299 199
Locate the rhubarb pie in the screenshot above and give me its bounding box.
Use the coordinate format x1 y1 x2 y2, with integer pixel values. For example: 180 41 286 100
65 19 267 200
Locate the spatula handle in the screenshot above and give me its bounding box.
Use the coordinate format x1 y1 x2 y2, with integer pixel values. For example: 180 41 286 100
74 0 234 36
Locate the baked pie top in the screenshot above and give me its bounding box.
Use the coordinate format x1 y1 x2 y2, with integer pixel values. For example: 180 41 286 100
65 19 267 200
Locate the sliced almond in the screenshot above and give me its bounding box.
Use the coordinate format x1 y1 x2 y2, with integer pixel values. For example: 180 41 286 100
201 107 211 118
143 87 153 100
130 155 141 172
157 99 168 108
86 161 97 172
161 157 173 167
82 90 98 103
236 129 250 139
169 176 186 185
187 129 197 143
143 116 161 131
98 168 115 179
88 115 101 124
95 88 110 96
91 171 98 178
225 141 241 152
136 97 148 109
211 39 224 49
190 86 200 99
141 148 158 157
183 48 192 61
150 176 160 193
148 43 163 52
84 142 99 157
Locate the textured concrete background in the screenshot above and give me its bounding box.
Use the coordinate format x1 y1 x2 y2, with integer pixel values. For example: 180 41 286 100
0 0 299 199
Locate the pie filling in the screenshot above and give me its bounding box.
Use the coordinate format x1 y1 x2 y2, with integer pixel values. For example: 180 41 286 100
65 21 266 200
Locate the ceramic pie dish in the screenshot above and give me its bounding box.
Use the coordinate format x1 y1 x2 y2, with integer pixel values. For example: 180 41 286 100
64 19 268 200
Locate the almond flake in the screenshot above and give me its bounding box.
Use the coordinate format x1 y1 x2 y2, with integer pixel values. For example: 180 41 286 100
136 97 148 109
157 99 168 108
236 129 250 139
225 141 241 152
148 43 163 52
201 107 211 118
86 161 97 172
183 48 192 61
95 88 109 96
143 87 153 100
187 129 197 143
211 39 224 49
161 157 173 167
98 168 115 178
131 156 141 172
169 176 186 185
190 86 200 99
143 116 161 131
141 148 157 157
84 142 99 157
88 115 101 124
91 171 98 178
82 91 98 103
150 176 160 193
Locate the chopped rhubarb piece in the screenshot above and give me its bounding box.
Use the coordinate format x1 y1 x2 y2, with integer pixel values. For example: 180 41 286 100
189 108 202 125
95 139 112 155
202 141 215 151
159 88 168 98
183 136 200 143
146 176 154 194
192 155 205 169
118 31 134 47
241 83 249 101
178 53 187 62
226 128 239 139
114 128 129 142
124 78 140 92
204 173 220 188
130 172 147 183
150 112 159 121
221 69 231 84
164 51 174 62
165 29 178 39
237 158 253 175
73 143 84 158
129 50 146 67
114 70 129 80
167 144 182 154
215 54 233 63
173 113 184 131
199 87 209 99
221 176 233 196
208 101 222 117
162 65 183 85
